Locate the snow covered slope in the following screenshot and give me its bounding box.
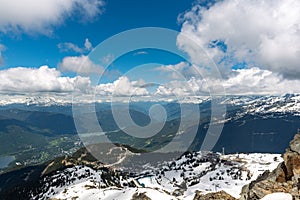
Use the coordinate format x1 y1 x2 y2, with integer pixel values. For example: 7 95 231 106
260 193 293 200
37 152 282 200
223 94 300 116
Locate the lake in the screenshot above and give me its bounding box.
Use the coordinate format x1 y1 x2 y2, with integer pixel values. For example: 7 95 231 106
0 156 15 169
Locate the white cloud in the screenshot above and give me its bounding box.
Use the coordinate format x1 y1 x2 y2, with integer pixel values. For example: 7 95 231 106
0 65 91 93
101 54 115 65
96 76 149 96
178 0 300 79
133 51 148 56
0 66 298 101
75 0 105 21
223 68 300 95
84 38 93 50
58 42 84 54
155 67 300 96
156 62 200 79
59 55 103 74
58 38 93 53
0 0 105 35
155 78 200 97
0 67 147 100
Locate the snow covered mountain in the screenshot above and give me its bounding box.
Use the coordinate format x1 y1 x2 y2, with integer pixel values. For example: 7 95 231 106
0 94 298 200
27 151 282 200
222 94 300 116
0 94 299 115
0 95 71 106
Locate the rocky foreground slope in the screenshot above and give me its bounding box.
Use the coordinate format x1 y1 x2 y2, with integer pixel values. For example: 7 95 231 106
45 133 300 200
2 133 300 200
239 133 300 200
13 150 281 200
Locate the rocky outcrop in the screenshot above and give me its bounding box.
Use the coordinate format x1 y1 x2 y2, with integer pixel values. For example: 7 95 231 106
131 192 151 200
240 133 300 200
42 146 105 176
193 190 237 200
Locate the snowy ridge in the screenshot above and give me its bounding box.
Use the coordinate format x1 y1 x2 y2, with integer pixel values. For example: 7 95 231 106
0 94 299 115
241 94 300 115
0 95 71 106
220 94 300 117
38 152 282 200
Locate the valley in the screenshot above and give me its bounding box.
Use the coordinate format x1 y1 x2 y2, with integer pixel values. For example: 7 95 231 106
0 94 299 199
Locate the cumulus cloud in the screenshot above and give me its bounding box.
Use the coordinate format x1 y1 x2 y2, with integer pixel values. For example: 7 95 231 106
178 0 300 79
222 68 300 95
58 38 93 53
155 68 300 96
0 66 149 100
58 55 103 74
0 65 297 101
156 62 200 79
96 76 149 96
155 78 201 97
0 66 91 93
0 0 105 35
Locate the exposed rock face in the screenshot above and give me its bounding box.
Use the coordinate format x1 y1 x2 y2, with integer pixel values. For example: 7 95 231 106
193 190 237 200
131 192 151 200
290 134 300 153
41 147 103 176
240 133 300 200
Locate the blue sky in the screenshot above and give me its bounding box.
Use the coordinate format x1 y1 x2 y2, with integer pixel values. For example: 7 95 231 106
0 0 300 99
0 0 194 70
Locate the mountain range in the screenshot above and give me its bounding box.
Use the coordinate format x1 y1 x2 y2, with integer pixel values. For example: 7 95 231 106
0 94 299 199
